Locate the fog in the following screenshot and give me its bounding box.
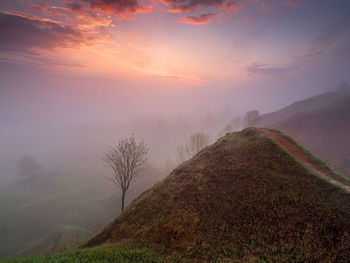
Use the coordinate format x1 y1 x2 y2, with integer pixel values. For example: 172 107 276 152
0 65 347 187
1 55 350 259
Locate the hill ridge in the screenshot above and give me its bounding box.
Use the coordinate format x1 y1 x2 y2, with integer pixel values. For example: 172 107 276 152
253 128 350 192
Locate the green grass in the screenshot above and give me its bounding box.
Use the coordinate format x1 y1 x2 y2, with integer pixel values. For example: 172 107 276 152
0 245 161 263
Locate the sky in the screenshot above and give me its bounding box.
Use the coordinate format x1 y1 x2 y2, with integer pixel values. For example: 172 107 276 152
1 0 350 183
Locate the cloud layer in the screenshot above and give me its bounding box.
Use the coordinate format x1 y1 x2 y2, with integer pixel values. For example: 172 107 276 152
67 0 152 19
0 12 90 51
160 0 244 13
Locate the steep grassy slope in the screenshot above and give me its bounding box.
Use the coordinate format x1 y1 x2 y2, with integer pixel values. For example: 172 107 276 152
260 87 350 127
83 128 350 262
271 96 350 177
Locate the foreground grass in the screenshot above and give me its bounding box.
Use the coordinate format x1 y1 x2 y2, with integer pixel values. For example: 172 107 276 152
0 245 162 263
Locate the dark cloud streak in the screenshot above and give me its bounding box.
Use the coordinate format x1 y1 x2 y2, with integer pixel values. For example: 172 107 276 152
69 0 152 16
0 13 90 52
161 0 244 13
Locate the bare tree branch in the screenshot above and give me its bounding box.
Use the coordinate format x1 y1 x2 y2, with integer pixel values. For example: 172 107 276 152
244 110 261 128
102 134 148 211
177 132 210 162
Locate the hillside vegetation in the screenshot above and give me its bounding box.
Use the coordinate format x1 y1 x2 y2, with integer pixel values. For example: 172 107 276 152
260 87 350 127
270 96 350 178
82 128 350 262
4 128 350 262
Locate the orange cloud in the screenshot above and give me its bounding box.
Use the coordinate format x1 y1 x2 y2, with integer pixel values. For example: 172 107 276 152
68 0 152 19
178 13 215 25
31 2 69 16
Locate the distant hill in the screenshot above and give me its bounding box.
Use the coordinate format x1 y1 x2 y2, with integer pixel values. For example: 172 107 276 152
270 96 350 178
82 128 350 262
260 87 350 127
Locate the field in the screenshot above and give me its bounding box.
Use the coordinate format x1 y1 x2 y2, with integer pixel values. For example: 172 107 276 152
0 245 161 263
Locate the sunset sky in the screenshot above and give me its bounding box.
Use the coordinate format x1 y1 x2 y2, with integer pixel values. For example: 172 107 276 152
1 0 350 181
1 0 349 87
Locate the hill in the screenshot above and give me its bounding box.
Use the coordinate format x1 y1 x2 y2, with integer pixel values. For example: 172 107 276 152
270 96 350 178
260 87 350 127
80 128 350 262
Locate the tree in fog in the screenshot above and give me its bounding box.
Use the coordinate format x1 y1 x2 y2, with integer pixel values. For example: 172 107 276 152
177 132 210 162
17 154 42 178
218 116 242 137
103 135 148 211
244 110 261 128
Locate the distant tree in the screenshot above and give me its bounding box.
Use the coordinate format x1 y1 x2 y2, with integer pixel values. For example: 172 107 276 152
244 110 261 128
217 123 234 138
103 135 148 211
217 116 242 138
177 132 210 162
17 154 42 178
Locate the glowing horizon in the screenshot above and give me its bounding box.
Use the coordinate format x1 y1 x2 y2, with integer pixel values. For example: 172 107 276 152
3 0 349 87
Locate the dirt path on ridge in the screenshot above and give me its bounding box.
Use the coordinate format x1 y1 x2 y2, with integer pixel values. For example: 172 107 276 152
253 128 350 193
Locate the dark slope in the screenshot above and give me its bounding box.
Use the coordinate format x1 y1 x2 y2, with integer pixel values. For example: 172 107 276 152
84 129 350 262
260 87 350 127
271 96 350 177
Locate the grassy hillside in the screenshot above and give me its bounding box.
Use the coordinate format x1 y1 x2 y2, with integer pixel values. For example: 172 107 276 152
260 87 350 127
4 128 350 262
81 128 350 262
271 96 350 177
0 245 160 263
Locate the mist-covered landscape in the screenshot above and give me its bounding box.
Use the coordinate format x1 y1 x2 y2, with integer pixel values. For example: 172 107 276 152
1 0 350 262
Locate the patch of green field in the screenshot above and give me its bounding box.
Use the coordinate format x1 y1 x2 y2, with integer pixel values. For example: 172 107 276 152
0 245 161 263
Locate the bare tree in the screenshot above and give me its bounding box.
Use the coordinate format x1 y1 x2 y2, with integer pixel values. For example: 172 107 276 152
217 116 242 138
103 135 148 211
244 110 261 128
177 132 210 162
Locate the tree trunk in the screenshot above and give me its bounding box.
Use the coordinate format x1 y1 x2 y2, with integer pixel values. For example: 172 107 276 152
121 190 126 212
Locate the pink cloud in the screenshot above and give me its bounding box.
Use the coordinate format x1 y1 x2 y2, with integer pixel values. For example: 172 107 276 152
178 13 216 25
67 0 152 19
